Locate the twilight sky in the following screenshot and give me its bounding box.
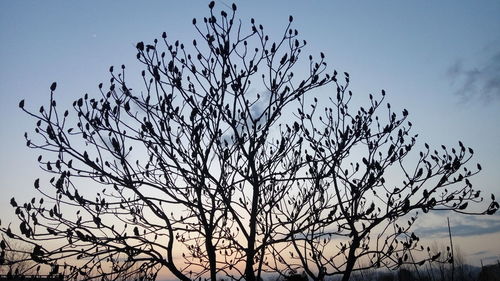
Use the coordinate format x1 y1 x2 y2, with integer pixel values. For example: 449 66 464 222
1 0 499 267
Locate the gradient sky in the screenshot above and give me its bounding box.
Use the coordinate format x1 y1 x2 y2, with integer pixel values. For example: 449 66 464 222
1 0 499 268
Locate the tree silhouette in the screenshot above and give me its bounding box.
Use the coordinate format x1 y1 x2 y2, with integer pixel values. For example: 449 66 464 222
0 237 36 276
1 2 498 281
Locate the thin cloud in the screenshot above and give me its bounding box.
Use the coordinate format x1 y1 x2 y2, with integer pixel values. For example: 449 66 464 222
415 214 500 238
448 50 500 103
471 250 489 256
481 255 500 263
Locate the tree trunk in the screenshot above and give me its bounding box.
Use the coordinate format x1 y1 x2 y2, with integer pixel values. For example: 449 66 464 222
206 238 217 281
245 248 256 281
245 158 260 281
341 239 359 281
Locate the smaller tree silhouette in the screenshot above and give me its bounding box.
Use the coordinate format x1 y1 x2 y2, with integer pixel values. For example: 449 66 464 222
0 236 36 276
264 80 499 281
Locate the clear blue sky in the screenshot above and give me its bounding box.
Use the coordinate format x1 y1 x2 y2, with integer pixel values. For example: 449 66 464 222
1 0 499 266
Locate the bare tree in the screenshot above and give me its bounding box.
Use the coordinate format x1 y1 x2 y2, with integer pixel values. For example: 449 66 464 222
1 2 498 281
0 236 36 276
